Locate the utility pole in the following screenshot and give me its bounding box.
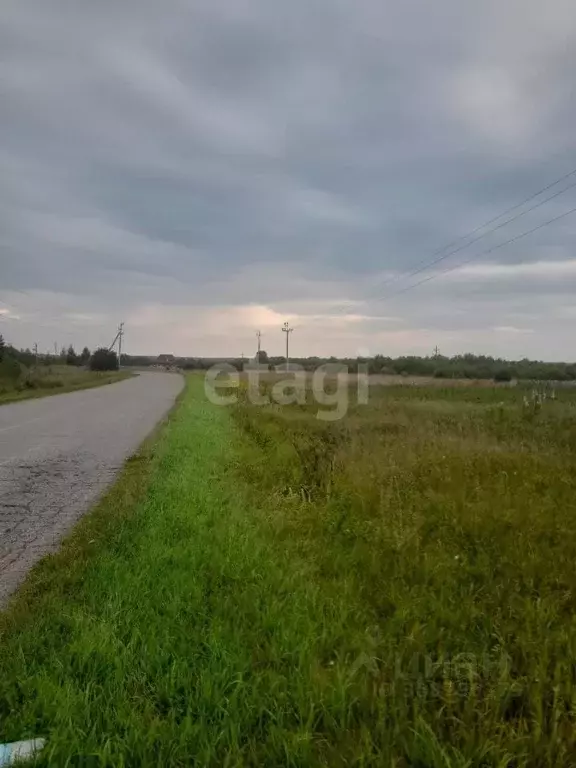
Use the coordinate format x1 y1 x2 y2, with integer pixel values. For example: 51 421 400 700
33 342 38 367
282 321 293 372
433 345 440 358
118 322 124 367
256 330 262 360
109 322 125 366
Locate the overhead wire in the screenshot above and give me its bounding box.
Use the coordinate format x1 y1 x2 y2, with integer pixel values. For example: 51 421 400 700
373 164 576 293
382 204 576 300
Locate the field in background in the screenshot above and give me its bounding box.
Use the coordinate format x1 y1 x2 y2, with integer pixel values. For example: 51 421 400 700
231 379 576 763
236 369 576 389
0 376 575 764
0 364 133 404
238 371 515 388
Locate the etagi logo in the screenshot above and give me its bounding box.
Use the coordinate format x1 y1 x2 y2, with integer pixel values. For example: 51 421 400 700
204 362 369 421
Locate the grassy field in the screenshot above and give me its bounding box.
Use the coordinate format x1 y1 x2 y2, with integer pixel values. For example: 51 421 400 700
0 364 133 405
0 376 575 765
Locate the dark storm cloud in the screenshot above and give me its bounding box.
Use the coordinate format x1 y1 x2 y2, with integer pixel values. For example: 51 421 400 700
1 0 576 357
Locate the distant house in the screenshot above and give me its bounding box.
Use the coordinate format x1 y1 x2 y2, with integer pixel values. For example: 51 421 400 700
157 354 176 365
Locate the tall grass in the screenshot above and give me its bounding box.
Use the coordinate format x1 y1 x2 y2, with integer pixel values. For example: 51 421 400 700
0 377 575 765
0 365 131 404
231 382 576 764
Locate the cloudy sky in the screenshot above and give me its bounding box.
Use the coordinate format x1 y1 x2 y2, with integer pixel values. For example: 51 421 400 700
2 0 576 360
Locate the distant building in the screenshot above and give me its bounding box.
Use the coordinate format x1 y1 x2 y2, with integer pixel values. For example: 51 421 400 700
157 354 176 365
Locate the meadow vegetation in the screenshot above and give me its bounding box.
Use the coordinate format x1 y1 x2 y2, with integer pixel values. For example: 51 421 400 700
232 379 576 763
0 376 575 765
0 362 131 404
149 351 576 383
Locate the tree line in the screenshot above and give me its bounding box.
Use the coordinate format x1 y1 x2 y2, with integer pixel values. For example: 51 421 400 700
2 333 576 381
178 351 576 382
0 335 119 372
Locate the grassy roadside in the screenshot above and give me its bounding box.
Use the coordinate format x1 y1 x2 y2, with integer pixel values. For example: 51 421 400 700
0 369 133 405
0 376 347 765
1 376 575 765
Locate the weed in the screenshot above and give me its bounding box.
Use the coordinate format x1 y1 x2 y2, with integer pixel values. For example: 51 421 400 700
0 378 575 765
0 366 132 405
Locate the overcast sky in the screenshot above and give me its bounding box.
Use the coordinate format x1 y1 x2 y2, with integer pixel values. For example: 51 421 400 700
2 0 576 360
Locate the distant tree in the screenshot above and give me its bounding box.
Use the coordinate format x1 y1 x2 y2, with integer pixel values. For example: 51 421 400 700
369 354 386 374
0 334 4 362
6 346 34 367
89 347 119 371
494 368 512 383
145 351 576 382
122 354 154 367
0 356 21 382
256 349 269 364
79 346 91 366
545 367 568 382
66 344 78 366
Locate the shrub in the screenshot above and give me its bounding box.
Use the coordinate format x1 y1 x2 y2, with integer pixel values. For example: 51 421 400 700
494 368 512 383
0 357 22 382
66 345 79 366
90 348 119 372
35 378 64 390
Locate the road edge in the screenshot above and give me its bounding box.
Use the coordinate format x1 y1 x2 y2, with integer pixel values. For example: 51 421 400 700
0 377 186 621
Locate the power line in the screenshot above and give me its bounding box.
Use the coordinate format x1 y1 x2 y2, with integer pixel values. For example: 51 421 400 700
382 204 576 300
381 178 576 290
373 164 576 293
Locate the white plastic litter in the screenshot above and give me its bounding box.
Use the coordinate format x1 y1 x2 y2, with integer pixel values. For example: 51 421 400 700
0 739 45 766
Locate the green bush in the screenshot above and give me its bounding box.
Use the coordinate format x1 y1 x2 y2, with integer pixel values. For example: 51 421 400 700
494 368 512 382
0 357 22 382
90 348 119 372
36 378 64 390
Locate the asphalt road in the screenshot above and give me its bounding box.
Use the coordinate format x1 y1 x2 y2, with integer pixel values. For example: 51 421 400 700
0 372 184 605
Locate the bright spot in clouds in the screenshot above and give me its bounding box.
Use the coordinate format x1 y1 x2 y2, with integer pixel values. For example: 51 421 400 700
1 0 576 360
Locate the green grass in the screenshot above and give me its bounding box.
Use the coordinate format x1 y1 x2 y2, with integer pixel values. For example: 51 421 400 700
0 365 133 405
1 376 576 765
